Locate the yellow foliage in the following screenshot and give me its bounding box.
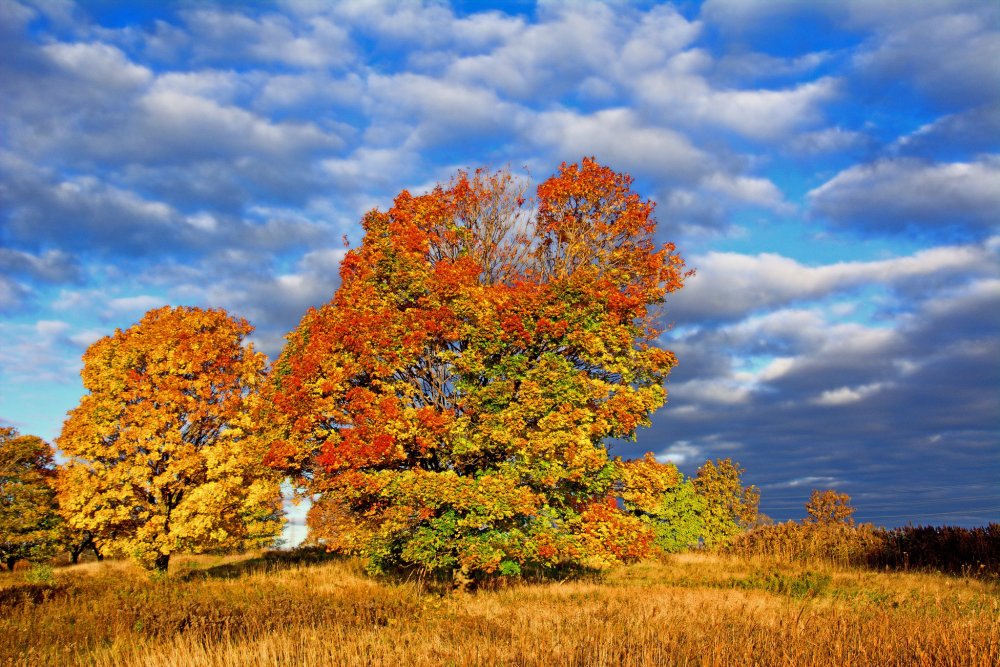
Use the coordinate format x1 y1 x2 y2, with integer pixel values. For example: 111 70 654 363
57 306 284 571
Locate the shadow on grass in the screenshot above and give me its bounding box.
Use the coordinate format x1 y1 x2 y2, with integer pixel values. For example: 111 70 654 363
179 546 607 593
374 560 608 594
178 547 346 581
0 583 69 607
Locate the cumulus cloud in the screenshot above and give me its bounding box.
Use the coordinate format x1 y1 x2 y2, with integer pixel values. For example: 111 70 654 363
852 8 1000 108
365 73 524 148
789 127 870 155
528 108 710 184
180 8 356 69
0 248 82 284
890 104 1000 157
656 441 703 465
43 41 152 88
813 382 889 406
702 0 1000 109
808 157 1000 236
669 240 997 322
0 152 332 261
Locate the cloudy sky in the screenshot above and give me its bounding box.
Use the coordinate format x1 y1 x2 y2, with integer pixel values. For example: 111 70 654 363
2 0 997 541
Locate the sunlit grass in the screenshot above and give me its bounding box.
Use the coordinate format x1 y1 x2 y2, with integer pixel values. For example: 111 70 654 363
2 551 997 666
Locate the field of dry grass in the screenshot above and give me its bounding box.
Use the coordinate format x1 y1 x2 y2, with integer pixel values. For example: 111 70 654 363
2 550 998 666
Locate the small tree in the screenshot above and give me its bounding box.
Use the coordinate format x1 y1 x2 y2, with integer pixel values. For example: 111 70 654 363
805 489 856 525
57 306 284 572
0 427 60 570
617 453 706 553
693 458 760 548
264 159 689 579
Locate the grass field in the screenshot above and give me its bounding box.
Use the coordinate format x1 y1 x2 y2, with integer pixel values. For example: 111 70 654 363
2 551 997 666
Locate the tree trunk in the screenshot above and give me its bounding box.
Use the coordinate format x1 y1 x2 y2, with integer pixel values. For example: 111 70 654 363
5 557 16 572
92 543 103 561
154 553 169 572
70 547 82 565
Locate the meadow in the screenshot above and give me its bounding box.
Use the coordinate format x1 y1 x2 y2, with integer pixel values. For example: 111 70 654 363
2 550 997 666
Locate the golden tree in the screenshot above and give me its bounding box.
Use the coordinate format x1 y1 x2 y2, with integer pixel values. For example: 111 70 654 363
693 458 760 548
805 489 856 525
57 306 283 571
0 427 60 570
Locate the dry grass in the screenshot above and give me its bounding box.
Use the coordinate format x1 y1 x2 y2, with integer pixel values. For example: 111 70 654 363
723 521 1000 577
2 551 998 666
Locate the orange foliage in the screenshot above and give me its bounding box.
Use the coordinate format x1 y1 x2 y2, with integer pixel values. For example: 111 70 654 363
264 159 690 579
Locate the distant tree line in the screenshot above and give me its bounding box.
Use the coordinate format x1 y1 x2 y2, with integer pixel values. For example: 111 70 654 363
723 490 999 577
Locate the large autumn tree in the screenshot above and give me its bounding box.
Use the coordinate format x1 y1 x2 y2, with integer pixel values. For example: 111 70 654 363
265 159 688 579
0 427 60 570
57 306 284 571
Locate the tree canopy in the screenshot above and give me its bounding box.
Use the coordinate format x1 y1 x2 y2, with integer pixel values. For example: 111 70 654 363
693 458 761 548
57 306 284 571
264 159 690 579
805 489 856 525
0 427 60 570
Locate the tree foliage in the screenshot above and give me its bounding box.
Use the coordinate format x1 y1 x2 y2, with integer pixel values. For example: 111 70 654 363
616 453 706 553
693 458 760 548
805 489 856 525
0 427 60 570
264 159 689 578
57 306 284 571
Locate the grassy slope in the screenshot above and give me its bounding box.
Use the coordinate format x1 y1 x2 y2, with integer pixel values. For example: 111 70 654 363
2 552 998 666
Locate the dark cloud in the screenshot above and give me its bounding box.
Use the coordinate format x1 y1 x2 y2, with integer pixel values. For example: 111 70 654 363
0 151 333 262
628 266 1000 527
850 5 1000 110
0 248 82 284
891 104 1000 159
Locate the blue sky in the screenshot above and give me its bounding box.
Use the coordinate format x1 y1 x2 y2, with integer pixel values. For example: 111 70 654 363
2 0 998 545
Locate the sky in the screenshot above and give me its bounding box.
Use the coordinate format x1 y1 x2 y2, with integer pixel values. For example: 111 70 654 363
1 0 998 546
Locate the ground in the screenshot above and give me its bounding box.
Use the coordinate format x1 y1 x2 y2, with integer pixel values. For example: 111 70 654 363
2 551 997 666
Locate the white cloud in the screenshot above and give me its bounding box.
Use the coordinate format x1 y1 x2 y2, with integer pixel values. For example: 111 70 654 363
182 8 355 69
0 277 31 312
670 378 754 405
529 108 710 184
446 3 621 100
43 41 152 89
139 89 339 158
105 295 169 315
809 157 1000 234
149 70 249 103
701 77 839 140
35 320 71 338
68 329 105 349
670 240 997 321
635 70 839 140
365 73 523 147
765 475 843 490
814 382 888 406
701 172 791 211
789 127 868 154
656 441 702 465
